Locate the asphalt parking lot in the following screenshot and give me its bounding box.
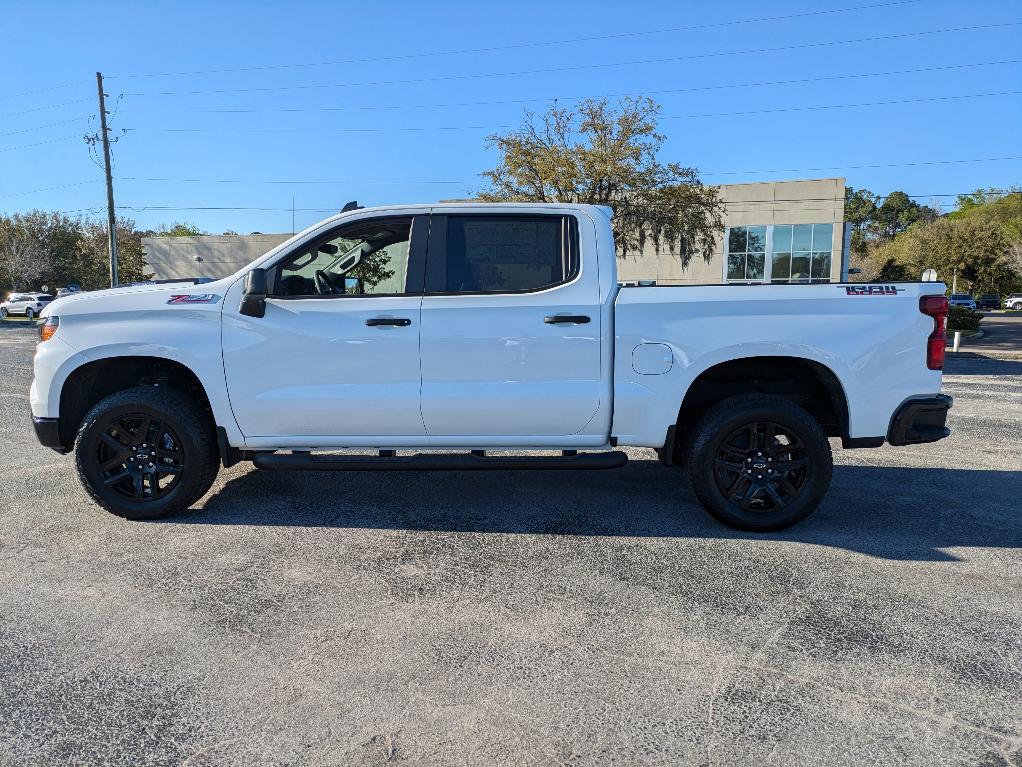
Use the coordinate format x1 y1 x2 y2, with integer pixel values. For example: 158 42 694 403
1 319 1021 766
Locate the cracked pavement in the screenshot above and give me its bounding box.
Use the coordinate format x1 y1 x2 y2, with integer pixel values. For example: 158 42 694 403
1 320 1021 765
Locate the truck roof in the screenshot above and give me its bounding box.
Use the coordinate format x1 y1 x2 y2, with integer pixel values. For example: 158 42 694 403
327 201 614 220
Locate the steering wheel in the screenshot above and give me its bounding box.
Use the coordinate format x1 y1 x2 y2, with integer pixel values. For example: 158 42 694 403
315 270 341 295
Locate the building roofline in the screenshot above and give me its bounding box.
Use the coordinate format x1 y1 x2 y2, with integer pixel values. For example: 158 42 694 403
713 176 846 187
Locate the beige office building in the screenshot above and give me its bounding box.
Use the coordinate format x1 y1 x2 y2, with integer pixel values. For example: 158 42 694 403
617 177 848 285
143 177 848 284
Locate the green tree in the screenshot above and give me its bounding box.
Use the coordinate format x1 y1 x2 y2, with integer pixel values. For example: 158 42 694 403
479 97 724 265
0 211 153 292
157 222 207 237
844 187 939 275
870 215 1017 293
949 187 1020 219
871 191 938 240
843 186 878 268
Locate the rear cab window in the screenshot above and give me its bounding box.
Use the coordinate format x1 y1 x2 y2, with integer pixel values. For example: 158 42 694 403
426 214 579 294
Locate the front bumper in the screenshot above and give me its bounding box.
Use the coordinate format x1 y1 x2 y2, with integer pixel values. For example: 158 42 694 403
32 416 69 454
887 394 953 446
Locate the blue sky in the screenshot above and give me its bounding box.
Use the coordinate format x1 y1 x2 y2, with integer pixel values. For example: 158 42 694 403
2 0 1020 234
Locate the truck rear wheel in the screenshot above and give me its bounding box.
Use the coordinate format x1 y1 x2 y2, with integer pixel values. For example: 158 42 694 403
74 386 219 520
685 394 832 532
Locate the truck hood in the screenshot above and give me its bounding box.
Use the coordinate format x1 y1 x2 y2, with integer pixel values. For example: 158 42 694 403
41 277 237 318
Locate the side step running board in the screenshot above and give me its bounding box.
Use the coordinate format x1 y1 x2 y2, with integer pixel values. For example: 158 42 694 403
253 450 628 472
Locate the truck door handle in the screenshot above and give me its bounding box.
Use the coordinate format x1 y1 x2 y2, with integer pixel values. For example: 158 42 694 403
544 315 591 324
365 317 411 327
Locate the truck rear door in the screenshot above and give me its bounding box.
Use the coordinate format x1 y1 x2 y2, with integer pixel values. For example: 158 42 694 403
418 212 603 440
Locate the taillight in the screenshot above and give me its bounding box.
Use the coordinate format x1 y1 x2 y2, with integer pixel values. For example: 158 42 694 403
919 295 948 370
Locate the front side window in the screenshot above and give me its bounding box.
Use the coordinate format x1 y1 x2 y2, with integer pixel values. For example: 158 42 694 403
440 215 576 293
275 217 412 297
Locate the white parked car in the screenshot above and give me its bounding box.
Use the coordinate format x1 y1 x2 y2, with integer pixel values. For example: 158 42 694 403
30 203 952 531
948 293 977 311
1 292 54 320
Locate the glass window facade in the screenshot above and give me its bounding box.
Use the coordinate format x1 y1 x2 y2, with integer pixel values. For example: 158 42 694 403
726 225 766 281
726 223 834 284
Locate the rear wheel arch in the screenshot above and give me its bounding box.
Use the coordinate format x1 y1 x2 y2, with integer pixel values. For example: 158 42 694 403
58 356 216 452
665 355 849 464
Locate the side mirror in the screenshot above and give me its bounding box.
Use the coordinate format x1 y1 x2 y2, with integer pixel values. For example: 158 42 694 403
343 276 364 294
240 268 268 318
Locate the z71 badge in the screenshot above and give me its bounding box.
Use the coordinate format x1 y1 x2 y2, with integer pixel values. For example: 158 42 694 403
166 294 220 304
839 285 905 296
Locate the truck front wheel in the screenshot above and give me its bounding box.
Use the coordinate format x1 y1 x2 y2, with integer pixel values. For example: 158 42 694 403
685 394 833 532
74 386 220 520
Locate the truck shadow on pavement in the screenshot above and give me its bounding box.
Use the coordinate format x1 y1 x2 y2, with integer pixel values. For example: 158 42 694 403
176 461 1021 562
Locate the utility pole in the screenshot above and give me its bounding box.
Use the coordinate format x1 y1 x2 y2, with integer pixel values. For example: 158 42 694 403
95 72 119 287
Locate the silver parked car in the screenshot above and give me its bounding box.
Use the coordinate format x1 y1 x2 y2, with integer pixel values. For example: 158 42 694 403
1005 293 1022 311
949 293 977 311
0 292 54 320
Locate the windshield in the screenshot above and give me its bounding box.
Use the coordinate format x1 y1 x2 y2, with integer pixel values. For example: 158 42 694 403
951 294 971 299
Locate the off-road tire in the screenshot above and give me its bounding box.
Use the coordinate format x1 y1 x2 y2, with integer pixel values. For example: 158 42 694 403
685 393 832 532
75 386 219 520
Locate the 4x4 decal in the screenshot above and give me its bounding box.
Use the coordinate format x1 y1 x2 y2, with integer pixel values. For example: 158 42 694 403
839 285 906 296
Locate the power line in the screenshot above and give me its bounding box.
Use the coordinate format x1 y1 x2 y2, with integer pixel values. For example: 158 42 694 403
0 117 92 138
125 90 1022 135
0 135 80 153
6 159 1019 203
0 180 101 199
109 183 982 202
0 97 93 119
661 90 1022 120
119 176 467 185
119 23 1022 97
115 205 342 213
108 0 924 79
101 193 984 215
174 60 1022 115
109 156 1022 187
0 81 87 103
700 155 1022 177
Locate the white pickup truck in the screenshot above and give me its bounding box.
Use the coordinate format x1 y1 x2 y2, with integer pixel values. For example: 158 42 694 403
30 203 952 531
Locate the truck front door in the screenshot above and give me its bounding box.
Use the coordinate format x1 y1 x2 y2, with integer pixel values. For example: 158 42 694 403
418 212 604 441
222 214 427 441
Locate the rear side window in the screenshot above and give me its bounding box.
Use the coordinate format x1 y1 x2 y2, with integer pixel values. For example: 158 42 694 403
435 215 578 294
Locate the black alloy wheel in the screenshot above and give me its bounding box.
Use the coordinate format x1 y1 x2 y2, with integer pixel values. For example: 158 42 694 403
686 394 833 532
75 386 220 520
712 421 810 512
93 413 185 503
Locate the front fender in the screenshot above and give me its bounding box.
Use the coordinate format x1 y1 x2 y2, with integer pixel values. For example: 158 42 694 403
32 306 243 446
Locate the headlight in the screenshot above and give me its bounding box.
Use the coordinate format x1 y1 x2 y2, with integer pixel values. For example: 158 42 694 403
38 315 58 342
